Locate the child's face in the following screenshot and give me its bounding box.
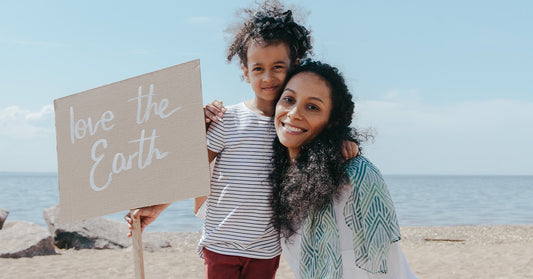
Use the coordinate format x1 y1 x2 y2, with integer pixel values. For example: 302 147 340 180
242 42 291 104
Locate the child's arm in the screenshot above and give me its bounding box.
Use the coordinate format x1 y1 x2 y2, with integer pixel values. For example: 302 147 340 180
193 149 218 215
341 140 359 160
194 196 207 215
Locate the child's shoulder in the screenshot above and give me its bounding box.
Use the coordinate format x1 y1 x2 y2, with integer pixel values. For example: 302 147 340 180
224 102 246 112
218 102 245 119
224 102 263 118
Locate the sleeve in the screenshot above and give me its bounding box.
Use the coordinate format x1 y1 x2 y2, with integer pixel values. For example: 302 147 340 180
206 113 226 153
385 243 418 278
343 156 402 274
343 242 418 278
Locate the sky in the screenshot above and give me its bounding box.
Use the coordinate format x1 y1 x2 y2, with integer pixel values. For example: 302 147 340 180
1 0 532 175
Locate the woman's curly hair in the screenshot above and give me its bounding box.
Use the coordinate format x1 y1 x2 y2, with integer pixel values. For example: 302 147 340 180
270 60 359 238
226 0 312 67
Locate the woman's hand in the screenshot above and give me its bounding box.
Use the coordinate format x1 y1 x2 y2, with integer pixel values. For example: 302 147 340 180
204 100 226 123
124 203 170 237
341 140 359 161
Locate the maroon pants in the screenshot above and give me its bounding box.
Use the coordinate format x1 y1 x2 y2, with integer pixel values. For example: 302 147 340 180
203 248 280 279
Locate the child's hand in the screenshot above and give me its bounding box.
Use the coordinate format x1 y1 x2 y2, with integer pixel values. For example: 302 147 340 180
341 140 359 161
124 203 169 237
204 100 226 123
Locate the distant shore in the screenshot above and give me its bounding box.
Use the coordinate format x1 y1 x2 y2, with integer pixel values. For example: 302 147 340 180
1 225 532 279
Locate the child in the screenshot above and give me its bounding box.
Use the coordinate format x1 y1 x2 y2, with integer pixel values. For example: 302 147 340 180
126 1 357 278
198 2 312 278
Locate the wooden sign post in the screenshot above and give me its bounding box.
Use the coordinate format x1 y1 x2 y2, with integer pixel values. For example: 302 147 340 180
131 210 145 278
54 60 210 278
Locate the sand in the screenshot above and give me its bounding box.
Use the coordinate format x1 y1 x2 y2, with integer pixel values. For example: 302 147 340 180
2 225 532 279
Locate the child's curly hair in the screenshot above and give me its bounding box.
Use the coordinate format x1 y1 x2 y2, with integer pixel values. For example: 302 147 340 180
227 0 312 67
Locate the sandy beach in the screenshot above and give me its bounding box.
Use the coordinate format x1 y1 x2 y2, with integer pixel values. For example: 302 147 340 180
2 225 532 279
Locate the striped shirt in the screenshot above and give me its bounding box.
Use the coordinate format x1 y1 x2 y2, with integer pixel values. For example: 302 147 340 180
197 102 281 259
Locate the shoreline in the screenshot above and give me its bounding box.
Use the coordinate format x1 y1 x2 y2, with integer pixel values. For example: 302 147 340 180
1 225 532 279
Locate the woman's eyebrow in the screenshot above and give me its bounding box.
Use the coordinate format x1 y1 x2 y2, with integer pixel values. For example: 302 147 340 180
309 96 326 104
283 88 296 93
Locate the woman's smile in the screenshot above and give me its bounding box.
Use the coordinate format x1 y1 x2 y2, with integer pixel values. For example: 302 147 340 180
281 122 306 133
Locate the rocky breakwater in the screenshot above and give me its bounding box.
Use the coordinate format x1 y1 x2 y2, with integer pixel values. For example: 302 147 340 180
0 205 197 258
0 208 8 229
43 204 186 252
0 206 56 258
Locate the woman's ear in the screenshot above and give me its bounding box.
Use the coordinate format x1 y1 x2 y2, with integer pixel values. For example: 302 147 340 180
241 64 251 83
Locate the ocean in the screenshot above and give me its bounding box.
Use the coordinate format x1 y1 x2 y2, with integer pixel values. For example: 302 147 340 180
1 172 532 232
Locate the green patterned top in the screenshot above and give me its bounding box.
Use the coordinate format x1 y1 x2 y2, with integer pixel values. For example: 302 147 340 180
299 156 401 278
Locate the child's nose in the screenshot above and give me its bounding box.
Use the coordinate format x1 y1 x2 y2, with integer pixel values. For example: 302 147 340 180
263 70 274 82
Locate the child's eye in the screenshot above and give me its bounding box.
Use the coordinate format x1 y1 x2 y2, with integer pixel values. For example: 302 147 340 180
252 67 263 72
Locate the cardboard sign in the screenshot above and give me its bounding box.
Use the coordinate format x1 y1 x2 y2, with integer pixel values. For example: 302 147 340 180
54 60 209 223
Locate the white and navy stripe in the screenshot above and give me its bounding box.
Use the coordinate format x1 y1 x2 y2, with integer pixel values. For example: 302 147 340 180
198 102 281 259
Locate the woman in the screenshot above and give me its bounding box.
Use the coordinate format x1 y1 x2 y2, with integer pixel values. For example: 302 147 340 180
271 60 417 278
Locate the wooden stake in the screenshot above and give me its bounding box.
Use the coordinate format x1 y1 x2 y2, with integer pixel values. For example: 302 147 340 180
131 209 145 279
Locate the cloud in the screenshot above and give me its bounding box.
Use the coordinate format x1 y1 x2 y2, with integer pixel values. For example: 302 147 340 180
354 96 533 175
2 98 531 174
0 105 55 139
382 89 421 103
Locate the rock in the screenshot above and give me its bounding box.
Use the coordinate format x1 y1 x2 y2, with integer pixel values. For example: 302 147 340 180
42 204 200 252
0 208 8 229
43 204 131 249
0 221 56 258
142 232 175 252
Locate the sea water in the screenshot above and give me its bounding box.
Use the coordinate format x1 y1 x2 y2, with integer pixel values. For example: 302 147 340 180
1 172 532 232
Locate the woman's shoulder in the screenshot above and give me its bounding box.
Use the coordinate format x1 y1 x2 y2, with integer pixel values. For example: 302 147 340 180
345 156 380 173
345 156 385 182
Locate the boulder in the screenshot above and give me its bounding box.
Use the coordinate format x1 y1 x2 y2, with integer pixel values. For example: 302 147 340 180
42 204 200 252
0 221 56 258
142 232 176 252
0 208 8 229
43 204 131 249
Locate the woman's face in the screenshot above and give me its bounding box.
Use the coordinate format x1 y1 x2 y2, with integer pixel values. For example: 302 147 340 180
275 72 333 159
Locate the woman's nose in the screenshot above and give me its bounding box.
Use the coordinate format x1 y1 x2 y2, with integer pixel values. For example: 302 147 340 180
287 106 302 119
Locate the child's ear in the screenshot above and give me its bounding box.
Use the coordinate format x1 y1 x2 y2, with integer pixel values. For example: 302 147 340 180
241 64 251 83
294 58 300 67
